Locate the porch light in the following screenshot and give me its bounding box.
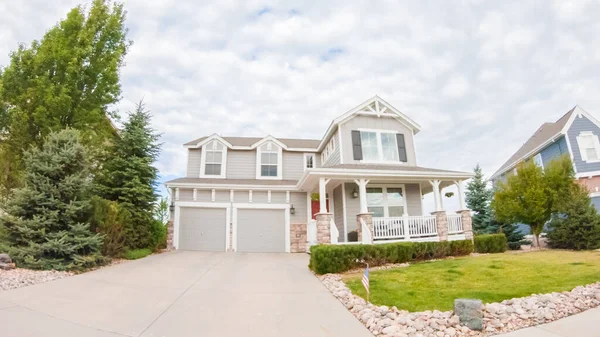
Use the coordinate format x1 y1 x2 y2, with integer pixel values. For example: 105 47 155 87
352 188 359 199
290 204 296 215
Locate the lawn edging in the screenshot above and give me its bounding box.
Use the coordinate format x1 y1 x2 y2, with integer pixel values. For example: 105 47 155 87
318 273 600 337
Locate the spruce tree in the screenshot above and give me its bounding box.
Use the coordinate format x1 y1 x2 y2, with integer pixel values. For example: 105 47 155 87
96 102 161 249
0 129 105 270
465 164 493 234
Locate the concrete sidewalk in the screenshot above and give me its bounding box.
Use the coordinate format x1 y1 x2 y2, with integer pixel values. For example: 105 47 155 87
498 307 600 337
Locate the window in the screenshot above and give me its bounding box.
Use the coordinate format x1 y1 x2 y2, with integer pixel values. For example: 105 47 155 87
577 132 600 163
256 141 282 179
321 134 337 163
532 153 544 168
366 186 407 217
200 140 226 178
304 153 315 170
356 130 405 163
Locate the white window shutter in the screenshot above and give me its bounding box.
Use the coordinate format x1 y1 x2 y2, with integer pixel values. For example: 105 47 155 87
593 135 600 160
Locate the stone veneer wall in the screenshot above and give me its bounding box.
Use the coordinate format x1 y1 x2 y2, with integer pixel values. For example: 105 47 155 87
315 213 332 244
167 220 175 250
290 224 307 253
432 211 448 241
457 210 474 240
356 213 373 243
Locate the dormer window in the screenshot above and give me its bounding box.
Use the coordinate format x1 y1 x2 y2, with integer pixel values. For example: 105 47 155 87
200 140 227 178
304 153 315 170
577 131 600 163
256 141 282 179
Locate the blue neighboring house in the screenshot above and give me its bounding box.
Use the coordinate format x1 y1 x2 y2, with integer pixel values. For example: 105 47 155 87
491 106 600 223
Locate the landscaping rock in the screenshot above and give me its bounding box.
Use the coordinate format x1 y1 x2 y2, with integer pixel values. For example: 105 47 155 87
454 299 483 331
0 263 16 270
0 268 73 290
0 253 11 264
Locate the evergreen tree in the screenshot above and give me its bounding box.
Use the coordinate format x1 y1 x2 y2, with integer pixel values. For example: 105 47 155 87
465 164 493 234
546 182 600 250
96 102 161 249
0 129 105 270
0 0 130 196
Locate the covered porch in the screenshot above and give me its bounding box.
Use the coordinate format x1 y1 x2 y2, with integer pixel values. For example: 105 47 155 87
297 165 474 246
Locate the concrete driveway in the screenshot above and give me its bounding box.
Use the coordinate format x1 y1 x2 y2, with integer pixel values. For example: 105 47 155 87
0 251 372 337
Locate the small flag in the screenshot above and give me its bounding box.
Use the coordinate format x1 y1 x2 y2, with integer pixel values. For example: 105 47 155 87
362 264 370 297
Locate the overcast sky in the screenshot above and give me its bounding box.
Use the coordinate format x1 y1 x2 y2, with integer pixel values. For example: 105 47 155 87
2 0 600 212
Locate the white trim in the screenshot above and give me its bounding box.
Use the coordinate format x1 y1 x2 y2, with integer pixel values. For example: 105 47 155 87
211 189 216 202
533 153 544 169
249 190 253 203
338 127 344 164
564 133 578 174
250 135 287 150
231 203 291 253
187 134 234 149
268 190 272 203
306 191 312 222
575 170 600 178
172 202 231 251
199 140 227 179
576 131 600 163
341 182 348 242
175 188 180 201
419 182 424 214
303 153 315 171
192 188 197 201
286 191 290 203
256 141 283 180
166 183 296 191
230 189 234 202
589 191 600 198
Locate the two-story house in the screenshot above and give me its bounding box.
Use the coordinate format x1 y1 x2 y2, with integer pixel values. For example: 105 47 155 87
491 106 600 210
165 96 474 253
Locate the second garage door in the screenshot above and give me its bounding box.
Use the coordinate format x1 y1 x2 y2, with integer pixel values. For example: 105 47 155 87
236 209 286 253
179 207 227 251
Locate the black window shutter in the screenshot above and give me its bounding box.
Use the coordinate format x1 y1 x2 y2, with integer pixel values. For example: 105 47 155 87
351 130 363 160
396 134 407 162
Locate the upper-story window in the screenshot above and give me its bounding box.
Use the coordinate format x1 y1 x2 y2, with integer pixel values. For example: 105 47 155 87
352 129 407 163
576 131 600 163
532 153 544 168
321 134 337 163
200 140 227 178
256 141 282 179
304 153 315 170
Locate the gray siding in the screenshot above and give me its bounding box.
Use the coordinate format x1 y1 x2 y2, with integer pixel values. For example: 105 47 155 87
405 183 423 215
282 151 304 180
592 196 600 212
540 136 569 168
567 115 600 173
290 192 308 224
344 182 361 234
339 115 417 166
321 131 341 167
333 184 345 242
186 149 202 177
226 150 256 179
251 190 269 203
235 190 250 203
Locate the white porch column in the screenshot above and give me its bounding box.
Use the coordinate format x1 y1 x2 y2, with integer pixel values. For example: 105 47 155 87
430 180 443 212
354 178 370 214
454 180 466 210
319 177 330 213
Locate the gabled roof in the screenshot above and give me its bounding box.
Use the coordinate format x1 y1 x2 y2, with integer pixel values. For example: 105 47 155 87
490 106 596 179
184 135 321 150
317 95 422 151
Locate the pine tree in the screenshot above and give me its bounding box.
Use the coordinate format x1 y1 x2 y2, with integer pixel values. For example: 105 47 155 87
96 102 161 249
546 183 600 250
0 129 105 270
465 164 493 234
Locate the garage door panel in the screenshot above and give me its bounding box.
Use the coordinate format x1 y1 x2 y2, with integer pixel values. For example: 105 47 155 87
179 208 226 251
237 209 285 253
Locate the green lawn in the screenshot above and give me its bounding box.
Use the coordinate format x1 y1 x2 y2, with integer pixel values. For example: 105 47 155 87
343 250 600 312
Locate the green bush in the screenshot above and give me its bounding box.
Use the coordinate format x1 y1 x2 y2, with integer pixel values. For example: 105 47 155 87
90 198 130 257
474 234 508 253
149 219 167 252
309 240 474 274
123 248 152 260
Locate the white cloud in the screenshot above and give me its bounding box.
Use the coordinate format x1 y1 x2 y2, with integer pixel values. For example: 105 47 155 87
2 0 600 212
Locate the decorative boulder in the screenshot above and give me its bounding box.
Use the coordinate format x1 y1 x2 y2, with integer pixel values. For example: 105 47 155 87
0 254 15 270
0 253 11 264
454 299 483 331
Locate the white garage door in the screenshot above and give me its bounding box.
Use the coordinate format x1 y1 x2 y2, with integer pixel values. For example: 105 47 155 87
236 209 286 253
179 207 227 251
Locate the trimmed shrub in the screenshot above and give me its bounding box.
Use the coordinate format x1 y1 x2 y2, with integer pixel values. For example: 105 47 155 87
309 240 473 274
474 234 507 253
149 219 167 252
123 248 152 260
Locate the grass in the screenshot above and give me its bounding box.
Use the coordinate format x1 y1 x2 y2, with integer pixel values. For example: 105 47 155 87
123 248 152 260
343 250 600 312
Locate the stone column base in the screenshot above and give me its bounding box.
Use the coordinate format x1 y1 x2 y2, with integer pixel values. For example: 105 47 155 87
290 223 307 252
167 220 175 250
356 213 374 244
315 213 332 244
456 209 474 241
431 211 448 241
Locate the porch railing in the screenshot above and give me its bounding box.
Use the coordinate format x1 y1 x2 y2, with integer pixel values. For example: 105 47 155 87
373 215 438 240
447 214 463 234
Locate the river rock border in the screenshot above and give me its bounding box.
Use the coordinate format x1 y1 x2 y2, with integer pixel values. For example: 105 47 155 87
319 274 600 337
